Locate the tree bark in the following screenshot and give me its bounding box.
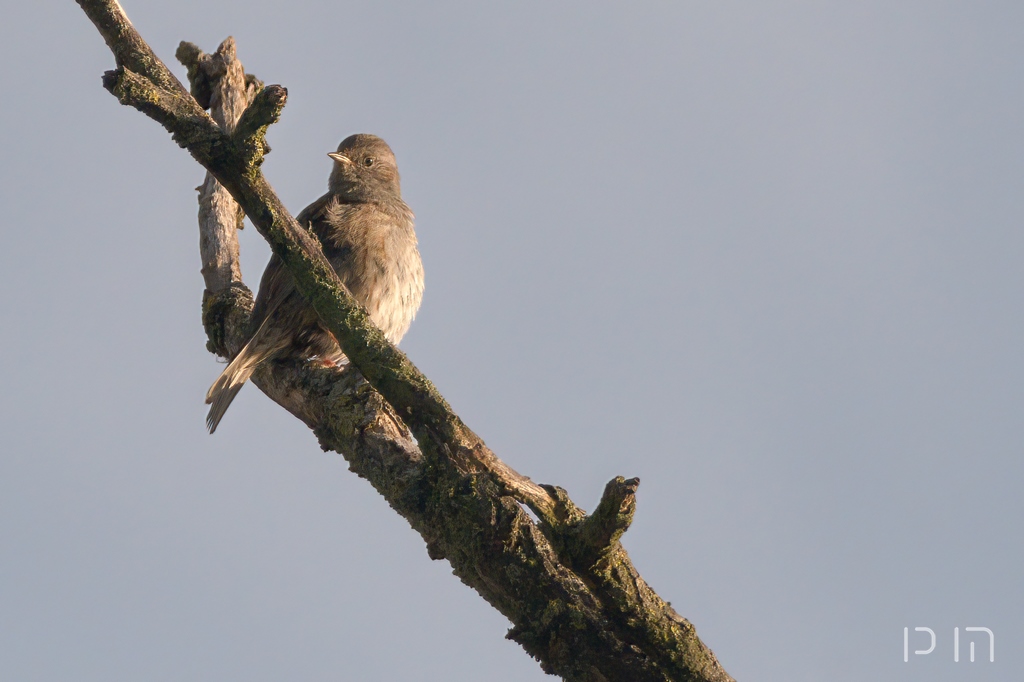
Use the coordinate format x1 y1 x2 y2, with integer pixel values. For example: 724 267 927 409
75 3 735 680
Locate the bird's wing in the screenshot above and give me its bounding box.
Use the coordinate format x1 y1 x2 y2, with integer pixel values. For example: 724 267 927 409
250 192 338 326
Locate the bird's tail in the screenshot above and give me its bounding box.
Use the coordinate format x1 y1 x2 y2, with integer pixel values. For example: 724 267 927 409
205 329 278 433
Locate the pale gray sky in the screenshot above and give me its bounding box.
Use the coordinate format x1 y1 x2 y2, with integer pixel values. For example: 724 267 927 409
2 2 1021 680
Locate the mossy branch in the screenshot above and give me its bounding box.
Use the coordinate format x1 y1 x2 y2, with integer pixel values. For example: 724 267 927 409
570 476 640 570
232 84 284 167
75 2 735 680
78 0 189 96
102 66 217 151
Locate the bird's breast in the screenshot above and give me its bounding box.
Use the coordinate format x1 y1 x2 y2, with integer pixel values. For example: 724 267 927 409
323 202 423 344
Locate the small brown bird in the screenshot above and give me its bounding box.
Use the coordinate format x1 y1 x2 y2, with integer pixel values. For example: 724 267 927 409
205 134 424 432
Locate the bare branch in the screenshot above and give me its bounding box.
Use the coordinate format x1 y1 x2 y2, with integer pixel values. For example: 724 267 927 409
75 2 735 679
173 39 253 293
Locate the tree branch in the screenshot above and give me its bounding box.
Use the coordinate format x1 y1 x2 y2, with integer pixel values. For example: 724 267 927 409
75 2 735 680
570 476 641 570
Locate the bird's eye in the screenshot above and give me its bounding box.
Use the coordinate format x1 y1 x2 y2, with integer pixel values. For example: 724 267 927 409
363 157 375 167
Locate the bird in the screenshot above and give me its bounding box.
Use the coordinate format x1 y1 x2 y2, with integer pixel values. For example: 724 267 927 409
205 134 423 432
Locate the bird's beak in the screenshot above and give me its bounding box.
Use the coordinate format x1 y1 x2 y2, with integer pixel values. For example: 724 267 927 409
328 152 352 165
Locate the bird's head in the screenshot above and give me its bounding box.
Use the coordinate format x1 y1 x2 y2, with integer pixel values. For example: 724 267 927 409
327 134 401 200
